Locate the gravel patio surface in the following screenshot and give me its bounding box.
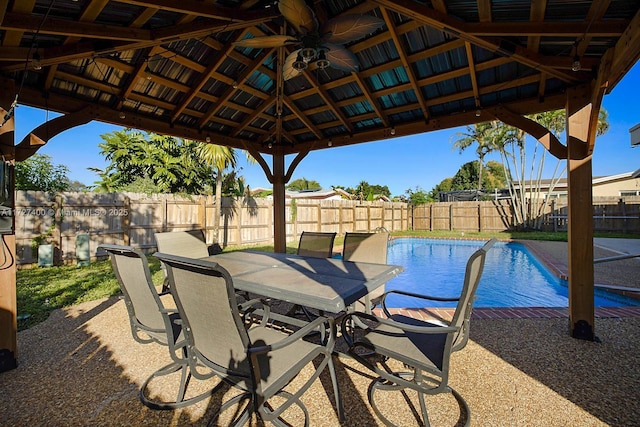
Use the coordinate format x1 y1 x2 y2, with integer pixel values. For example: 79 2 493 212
1 239 639 426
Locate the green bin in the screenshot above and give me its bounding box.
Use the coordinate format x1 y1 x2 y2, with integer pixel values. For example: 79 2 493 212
38 244 53 267
76 233 90 266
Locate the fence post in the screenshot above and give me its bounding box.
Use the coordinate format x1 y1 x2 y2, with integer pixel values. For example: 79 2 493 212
429 204 433 231
390 202 395 232
478 203 483 232
161 198 168 232
382 202 386 230
122 195 131 246
198 195 206 233
619 198 627 234
449 203 454 231
551 199 557 232
53 194 62 265
236 198 242 246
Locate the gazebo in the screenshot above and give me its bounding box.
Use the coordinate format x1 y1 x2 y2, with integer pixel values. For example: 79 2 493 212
1 0 639 369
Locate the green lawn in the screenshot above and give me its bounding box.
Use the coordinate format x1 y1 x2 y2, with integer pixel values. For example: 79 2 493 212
16 230 638 331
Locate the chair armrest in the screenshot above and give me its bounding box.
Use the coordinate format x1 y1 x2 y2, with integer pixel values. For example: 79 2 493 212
239 298 272 326
248 316 335 355
341 311 458 347
158 307 190 353
381 289 459 317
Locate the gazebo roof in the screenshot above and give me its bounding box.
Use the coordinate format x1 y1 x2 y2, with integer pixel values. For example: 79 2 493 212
1 0 639 158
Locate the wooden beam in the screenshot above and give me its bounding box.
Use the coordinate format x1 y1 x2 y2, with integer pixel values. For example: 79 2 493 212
373 0 579 84
380 6 429 121
461 20 627 37
0 11 152 41
607 8 640 91
0 15 274 72
566 85 596 341
0 77 17 372
115 0 267 21
491 106 567 159
14 111 93 161
272 153 286 253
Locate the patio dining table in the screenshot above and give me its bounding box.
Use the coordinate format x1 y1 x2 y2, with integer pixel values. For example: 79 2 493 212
205 250 404 314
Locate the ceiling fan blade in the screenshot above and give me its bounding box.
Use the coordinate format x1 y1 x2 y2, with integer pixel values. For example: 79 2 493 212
321 14 385 45
233 35 297 48
324 44 359 72
283 50 303 81
278 0 318 34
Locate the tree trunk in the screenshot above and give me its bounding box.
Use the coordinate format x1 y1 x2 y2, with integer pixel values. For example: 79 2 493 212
214 174 223 243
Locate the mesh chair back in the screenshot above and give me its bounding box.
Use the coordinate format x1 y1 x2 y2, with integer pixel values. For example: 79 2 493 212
343 232 389 263
449 238 496 351
155 253 251 376
101 244 166 340
155 230 209 259
297 231 336 258
343 232 390 310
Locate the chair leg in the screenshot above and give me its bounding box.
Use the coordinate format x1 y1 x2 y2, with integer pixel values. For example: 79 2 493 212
328 355 344 422
209 391 311 427
208 392 252 427
140 361 215 410
260 390 310 427
367 371 471 427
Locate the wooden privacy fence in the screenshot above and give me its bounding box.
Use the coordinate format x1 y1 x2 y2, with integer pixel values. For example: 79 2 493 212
13 191 409 266
15 191 638 266
411 197 640 233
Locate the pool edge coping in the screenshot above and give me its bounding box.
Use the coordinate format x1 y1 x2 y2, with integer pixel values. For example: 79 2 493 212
378 306 640 320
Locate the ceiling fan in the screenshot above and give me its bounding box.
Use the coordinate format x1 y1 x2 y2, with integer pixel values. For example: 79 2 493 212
233 0 385 80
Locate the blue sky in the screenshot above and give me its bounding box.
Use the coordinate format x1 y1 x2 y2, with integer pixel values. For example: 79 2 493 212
14 61 640 197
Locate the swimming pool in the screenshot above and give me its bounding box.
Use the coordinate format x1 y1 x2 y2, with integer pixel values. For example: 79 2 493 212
384 238 637 308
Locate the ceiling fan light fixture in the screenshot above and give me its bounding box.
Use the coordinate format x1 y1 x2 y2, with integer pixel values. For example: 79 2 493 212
315 49 330 69
300 47 316 62
32 52 42 70
571 55 581 72
293 53 307 71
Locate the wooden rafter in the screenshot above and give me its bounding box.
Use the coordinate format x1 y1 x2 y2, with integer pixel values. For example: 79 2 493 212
373 0 579 83
379 6 429 121
197 47 274 129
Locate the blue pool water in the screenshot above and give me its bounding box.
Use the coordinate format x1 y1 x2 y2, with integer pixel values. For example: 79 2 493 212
384 238 637 308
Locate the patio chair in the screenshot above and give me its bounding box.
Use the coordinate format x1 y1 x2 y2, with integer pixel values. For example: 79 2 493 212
293 231 337 320
343 231 390 314
296 231 336 258
341 238 497 426
154 252 343 426
155 229 210 258
99 244 215 410
155 230 209 293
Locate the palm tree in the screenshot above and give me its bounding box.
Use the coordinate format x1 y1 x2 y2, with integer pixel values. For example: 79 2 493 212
492 108 610 229
197 143 255 242
452 122 504 197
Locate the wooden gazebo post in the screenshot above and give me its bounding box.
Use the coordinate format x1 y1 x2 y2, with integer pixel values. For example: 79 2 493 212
0 78 17 371
566 85 600 341
272 152 287 253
